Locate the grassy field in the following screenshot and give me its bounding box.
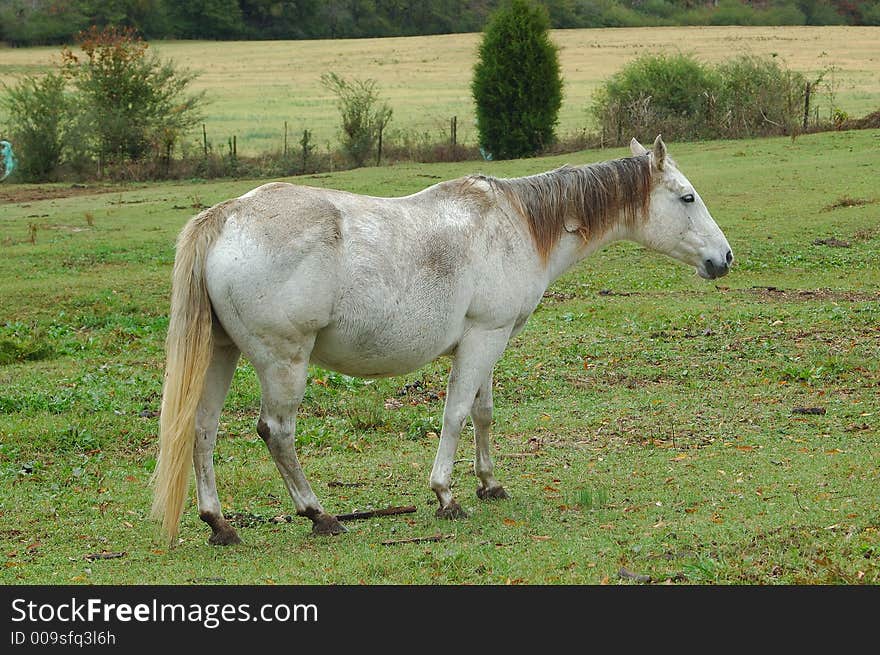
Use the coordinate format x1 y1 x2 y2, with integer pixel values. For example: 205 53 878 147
1 26 879 154
1 128 878 585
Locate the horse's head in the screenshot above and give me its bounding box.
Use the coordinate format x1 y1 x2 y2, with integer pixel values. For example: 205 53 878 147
630 135 732 280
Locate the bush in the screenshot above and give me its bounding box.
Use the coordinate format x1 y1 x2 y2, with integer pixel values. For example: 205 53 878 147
321 72 393 168
1 27 203 181
715 55 807 138
591 53 720 144
1 72 69 181
592 52 809 144
62 26 204 173
471 0 563 159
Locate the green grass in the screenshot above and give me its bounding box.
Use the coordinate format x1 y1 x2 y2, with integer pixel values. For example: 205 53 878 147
1 129 879 584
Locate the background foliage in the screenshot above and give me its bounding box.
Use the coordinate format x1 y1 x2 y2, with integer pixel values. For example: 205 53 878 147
2 27 203 181
1 1 877 46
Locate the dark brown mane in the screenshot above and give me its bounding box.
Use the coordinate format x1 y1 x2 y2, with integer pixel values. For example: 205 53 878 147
481 155 653 262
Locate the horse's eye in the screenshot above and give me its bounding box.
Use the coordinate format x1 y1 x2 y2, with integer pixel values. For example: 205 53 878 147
681 193 695 203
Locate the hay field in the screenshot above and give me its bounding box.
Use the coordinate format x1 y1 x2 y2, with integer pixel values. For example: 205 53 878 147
1 26 878 154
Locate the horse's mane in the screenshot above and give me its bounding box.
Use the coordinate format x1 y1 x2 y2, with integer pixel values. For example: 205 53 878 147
477 155 653 262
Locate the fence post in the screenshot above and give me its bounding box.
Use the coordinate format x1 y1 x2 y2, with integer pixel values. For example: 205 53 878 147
376 124 384 166
202 124 208 158
284 121 288 156
802 82 811 130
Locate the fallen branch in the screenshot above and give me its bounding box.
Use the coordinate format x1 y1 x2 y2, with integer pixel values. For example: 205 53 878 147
792 407 826 415
381 533 453 546
84 551 126 561
336 505 416 522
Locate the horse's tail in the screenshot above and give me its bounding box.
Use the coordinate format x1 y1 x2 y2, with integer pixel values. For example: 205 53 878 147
150 200 233 545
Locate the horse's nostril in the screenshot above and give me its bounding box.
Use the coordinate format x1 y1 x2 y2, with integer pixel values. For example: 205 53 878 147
725 250 733 265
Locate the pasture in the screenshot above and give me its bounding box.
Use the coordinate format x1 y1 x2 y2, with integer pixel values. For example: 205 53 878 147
1 26 879 154
1 128 878 584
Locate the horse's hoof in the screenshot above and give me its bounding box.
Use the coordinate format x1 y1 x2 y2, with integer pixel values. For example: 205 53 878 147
208 526 242 546
201 513 242 545
435 500 468 520
311 513 347 536
477 485 509 500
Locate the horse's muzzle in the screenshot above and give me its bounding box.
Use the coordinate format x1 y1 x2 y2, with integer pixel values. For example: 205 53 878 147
702 250 733 279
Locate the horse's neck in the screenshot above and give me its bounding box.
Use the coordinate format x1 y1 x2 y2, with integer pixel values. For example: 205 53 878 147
543 223 630 285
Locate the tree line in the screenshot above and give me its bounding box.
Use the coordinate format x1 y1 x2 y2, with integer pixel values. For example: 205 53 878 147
2 1 878 46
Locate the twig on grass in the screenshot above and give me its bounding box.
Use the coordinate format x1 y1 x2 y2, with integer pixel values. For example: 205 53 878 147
336 505 417 521
381 533 454 546
84 551 126 561
792 407 826 415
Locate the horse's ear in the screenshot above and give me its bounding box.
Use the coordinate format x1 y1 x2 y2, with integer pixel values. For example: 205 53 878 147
652 135 667 171
630 138 648 157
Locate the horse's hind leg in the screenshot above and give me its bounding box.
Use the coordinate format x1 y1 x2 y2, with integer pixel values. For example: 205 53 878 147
472 373 509 501
255 346 345 536
194 340 241 545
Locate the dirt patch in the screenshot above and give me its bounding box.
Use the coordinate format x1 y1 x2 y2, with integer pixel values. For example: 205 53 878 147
822 196 877 212
852 225 880 242
745 287 880 302
542 291 577 302
0 184 127 204
811 237 851 248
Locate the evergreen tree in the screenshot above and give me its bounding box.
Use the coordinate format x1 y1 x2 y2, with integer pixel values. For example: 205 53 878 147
471 0 563 159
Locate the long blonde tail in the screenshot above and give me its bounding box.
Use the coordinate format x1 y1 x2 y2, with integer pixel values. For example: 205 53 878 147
150 201 233 545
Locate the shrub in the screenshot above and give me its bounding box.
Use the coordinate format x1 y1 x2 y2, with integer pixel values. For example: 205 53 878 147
471 0 563 159
62 26 203 173
592 52 809 144
321 72 393 167
1 72 69 181
591 53 719 144
715 55 807 137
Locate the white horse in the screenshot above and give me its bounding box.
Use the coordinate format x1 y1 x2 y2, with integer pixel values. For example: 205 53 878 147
151 136 732 545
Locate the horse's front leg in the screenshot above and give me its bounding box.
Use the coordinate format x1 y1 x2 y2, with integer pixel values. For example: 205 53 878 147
472 373 508 501
431 327 511 519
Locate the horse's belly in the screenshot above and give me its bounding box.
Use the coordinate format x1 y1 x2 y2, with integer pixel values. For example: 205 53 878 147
311 308 463 378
